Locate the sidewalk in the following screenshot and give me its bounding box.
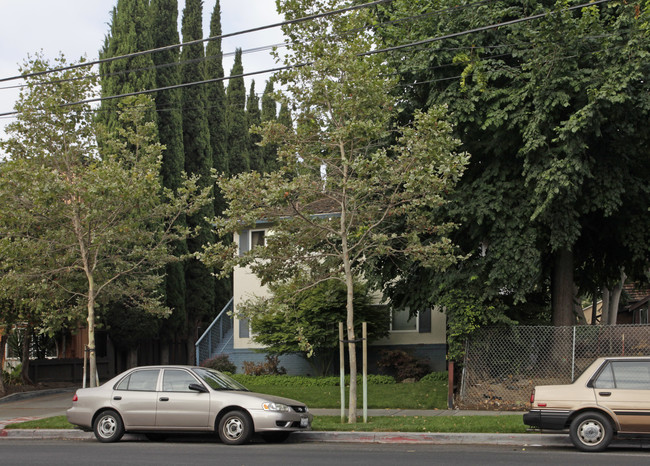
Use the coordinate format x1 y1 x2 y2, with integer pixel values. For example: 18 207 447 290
0 388 569 446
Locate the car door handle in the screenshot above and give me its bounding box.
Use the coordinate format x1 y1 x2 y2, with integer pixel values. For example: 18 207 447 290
159 397 169 402
599 392 612 397
113 396 122 400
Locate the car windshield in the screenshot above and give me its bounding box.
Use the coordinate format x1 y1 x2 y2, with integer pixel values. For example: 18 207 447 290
193 368 249 391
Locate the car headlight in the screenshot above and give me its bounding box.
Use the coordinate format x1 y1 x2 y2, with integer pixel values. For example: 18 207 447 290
262 401 290 412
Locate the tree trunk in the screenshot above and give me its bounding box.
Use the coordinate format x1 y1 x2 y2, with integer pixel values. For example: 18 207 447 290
127 347 138 369
87 279 98 387
0 332 8 395
552 248 575 326
608 269 626 325
20 328 33 385
591 292 598 325
601 287 610 326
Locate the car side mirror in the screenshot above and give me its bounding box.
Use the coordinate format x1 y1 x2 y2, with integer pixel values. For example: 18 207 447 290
189 383 208 393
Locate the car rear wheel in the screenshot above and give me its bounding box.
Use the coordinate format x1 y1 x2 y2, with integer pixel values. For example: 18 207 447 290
218 410 253 445
569 411 613 452
93 410 125 443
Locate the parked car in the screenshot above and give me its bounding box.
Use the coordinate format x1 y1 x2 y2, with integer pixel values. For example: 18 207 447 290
66 365 313 445
523 356 650 452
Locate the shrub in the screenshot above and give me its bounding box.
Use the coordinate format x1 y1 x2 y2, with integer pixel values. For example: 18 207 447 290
242 355 287 376
200 354 237 374
419 371 448 383
2 364 22 386
377 349 430 382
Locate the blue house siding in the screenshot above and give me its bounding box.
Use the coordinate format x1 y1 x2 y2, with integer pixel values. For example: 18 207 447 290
227 349 313 375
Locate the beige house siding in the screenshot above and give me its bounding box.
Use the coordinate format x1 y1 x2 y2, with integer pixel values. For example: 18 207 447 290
233 228 446 350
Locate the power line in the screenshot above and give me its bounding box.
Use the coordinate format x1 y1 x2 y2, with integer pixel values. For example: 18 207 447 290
0 0 622 117
0 0 490 92
64 0 617 108
0 0 393 84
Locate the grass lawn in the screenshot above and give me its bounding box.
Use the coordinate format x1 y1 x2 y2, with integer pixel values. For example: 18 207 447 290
313 415 527 433
242 380 447 410
5 414 527 434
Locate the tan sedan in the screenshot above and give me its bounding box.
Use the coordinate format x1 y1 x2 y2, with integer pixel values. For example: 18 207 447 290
66 365 313 445
524 356 650 452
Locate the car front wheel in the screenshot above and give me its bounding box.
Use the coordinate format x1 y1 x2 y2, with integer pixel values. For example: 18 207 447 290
569 411 614 452
93 410 125 443
218 410 253 445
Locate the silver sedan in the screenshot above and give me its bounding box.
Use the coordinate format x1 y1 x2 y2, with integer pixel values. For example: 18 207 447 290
66 365 313 445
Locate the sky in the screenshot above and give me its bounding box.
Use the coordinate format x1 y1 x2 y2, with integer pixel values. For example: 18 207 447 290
0 0 285 145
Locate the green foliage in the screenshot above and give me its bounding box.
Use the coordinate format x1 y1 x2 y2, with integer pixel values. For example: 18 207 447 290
438 289 514 363
226 48 250 175
246 81 263 172
377 349 430 382
99 0 156 136
374 0 650 325
0 54 212 384
419 371 448 383
200 353 237 374
242 355 287 376
2 364 22 385
239 278 388 374
180 0 216 348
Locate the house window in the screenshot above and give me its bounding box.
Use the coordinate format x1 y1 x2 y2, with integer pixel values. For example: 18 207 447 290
251 230 266 248
391 307 418 332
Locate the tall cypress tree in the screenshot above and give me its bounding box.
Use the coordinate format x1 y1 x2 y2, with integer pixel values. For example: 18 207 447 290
206 0 228 177
225 49 250 175
181 0 216 363
246 81 262 172
205 1 232 315
277 101 292 129
98 0 157 367
260 80 279 172
150 0 187 363
99 0 156 134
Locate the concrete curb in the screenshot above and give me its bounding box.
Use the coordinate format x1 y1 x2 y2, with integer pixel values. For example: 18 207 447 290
0 428 571 447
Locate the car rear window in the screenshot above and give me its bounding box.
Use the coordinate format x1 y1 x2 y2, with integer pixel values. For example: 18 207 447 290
116 369 160 391
594 361 650 390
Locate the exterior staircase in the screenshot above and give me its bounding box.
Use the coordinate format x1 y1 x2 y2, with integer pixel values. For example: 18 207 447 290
195 298 234 365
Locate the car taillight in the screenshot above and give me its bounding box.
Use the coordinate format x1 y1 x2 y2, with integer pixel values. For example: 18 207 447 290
72 394 78 402
530 389 535 404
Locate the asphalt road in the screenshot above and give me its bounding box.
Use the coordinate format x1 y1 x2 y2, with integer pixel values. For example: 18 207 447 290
1 441 650 466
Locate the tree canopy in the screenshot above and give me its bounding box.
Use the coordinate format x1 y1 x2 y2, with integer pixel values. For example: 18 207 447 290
0 55 211 386
373 0 650 332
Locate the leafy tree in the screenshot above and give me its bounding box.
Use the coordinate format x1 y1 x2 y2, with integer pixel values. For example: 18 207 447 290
0 55 211 386
225 48 250 175
181 0 217 362
202 0 468 422
150 0 188 361
375 0 650 327
238 278 389 375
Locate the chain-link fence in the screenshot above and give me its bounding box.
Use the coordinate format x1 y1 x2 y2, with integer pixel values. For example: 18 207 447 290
457 324 650 410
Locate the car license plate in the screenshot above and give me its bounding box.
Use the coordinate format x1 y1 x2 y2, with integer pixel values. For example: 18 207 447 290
300 417 309 427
